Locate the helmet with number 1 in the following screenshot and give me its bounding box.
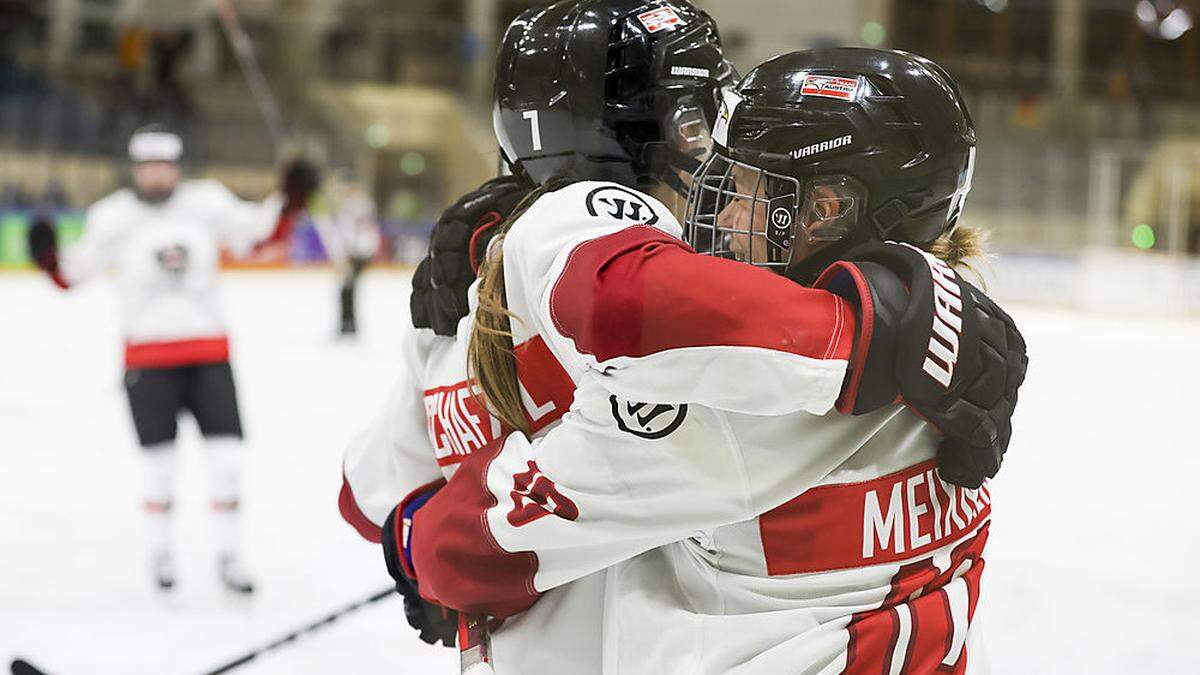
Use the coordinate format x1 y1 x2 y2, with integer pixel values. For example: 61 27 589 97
684 48 977 283
493 0 735 194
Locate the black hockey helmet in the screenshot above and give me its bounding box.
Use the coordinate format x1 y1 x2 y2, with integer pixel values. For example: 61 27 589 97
493 0 735 194
683 48 977 282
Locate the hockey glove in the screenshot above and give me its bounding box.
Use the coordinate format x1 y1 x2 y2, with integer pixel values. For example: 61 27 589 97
411 175 533 336
381 479 458 647
280 157 321 214
27 214 69 289
815 241 1028 489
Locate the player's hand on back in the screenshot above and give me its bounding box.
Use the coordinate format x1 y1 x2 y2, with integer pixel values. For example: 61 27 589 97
411 175 534 336
815 241 1028 489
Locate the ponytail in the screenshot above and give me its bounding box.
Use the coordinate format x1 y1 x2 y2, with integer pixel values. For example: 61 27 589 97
467 178 572 436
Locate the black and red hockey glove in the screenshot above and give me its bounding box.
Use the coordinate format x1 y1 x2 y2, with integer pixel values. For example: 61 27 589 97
27 214 69 289
815 241 1028 489
280 157 321 215
411 175 533 336
381 479 458 647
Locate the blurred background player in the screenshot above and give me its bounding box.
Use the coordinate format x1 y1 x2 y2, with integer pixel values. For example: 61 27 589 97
310 171 382 337
26 124 318 594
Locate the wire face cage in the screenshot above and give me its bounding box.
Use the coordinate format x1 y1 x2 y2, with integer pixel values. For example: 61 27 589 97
684 151 864 272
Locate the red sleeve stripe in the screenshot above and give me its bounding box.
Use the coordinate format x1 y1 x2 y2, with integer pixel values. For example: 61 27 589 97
548 225 854 365
337 475 382 544
814 261 873 414
410 437 540 618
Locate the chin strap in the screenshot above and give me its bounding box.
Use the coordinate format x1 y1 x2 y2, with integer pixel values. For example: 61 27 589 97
641 143 704 198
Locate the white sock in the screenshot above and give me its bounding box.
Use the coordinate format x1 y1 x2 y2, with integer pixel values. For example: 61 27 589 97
141 442 177 562
205 437 244 561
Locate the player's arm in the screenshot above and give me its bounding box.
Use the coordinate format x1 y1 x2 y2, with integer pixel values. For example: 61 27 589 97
513 192 1024 487
194 177 285 257
205 158 319 257
387 377 855 619
49 202 124 288
339 327 445 543
534 222 858 417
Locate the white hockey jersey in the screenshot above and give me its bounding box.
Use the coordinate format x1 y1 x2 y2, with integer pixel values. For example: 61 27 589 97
396 182 993 674
62 179 282 368
339 181 868 673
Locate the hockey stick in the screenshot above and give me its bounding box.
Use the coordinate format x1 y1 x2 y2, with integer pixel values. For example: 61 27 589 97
458 614 495 674
200 585 394 675
212 0 286 156
8 587 394 675
10 659 46 675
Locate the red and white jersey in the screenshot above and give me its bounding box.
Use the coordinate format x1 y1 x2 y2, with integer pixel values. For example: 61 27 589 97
338 301 607 674
340 180 860 673
62 180 282 368
398 182 992 673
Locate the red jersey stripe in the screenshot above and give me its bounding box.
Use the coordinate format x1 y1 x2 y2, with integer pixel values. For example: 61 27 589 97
125 337 230 369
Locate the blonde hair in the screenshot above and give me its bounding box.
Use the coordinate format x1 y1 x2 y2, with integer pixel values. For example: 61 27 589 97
467 179 572 436
929 223 990 285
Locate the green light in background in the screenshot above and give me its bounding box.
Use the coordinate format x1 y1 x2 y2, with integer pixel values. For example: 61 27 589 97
400 151 426 176
861 22 886 47
365 123 390 149
1132 223 1156 250
389 190 421 219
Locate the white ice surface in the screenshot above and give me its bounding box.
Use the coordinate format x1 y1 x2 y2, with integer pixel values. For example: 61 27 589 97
1 270 1197 674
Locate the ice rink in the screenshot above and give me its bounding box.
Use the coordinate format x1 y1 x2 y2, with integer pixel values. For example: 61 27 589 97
2 268 1198 674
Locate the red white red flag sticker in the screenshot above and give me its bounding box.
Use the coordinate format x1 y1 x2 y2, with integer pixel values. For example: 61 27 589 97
638 7 683 33
801 74 861 101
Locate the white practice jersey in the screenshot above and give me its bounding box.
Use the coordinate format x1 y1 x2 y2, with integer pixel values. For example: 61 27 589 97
62 180 282 368
345 181 990 674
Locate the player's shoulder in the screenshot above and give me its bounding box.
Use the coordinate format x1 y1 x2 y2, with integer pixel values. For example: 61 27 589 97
85 188 137 225
177 178 233 202
521 181 678 234
504 180 682 270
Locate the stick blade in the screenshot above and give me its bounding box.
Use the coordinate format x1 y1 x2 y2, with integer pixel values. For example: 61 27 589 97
11 659 48 675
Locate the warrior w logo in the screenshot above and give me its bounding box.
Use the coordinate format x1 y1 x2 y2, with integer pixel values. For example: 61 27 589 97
609 396 688 439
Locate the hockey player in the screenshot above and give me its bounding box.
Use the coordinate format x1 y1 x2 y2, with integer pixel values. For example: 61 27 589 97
341 2 1022 670
27 125 318 593
309 172 381 337
385 46 1024 673
340 5 739 667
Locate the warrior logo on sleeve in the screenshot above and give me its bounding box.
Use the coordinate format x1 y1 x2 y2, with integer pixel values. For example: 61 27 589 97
585 185 660 225
609 396 688 439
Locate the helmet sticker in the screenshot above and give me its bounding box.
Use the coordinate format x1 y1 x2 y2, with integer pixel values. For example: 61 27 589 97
637 7 683 33
800 74 861 101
